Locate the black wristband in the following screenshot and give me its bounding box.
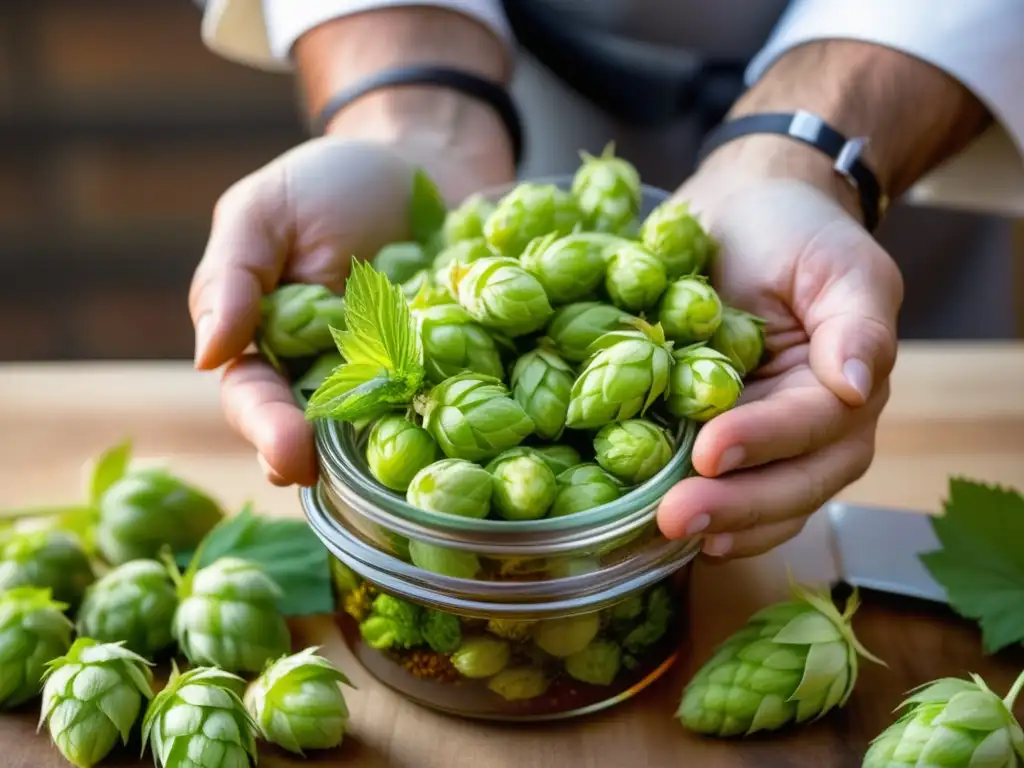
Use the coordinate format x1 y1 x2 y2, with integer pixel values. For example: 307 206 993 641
697 110 888 232
311 65 524 168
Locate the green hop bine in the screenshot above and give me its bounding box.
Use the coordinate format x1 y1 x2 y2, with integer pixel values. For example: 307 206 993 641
432 237 493 290
543 301 637 363
520 231 618 304
172 556 291 674
677 583 883 737
76 559 178 659
244 647 352 755
414 303 506 385
482 182 582 258
605 242 669 312
485 449 558 521
442 193 495 245
97 467 224 565
258 283 347 358
511 347 575 440
452 256 554 337
0 587 73 710
365 414 440 492
142 665 258 768
0 531 94 608
594 419 675 485
549 463 624 517
710 306 767 377
565 320 674 429
571 143 642 234
419 372 535 462
640 199 716 278
530 444 583 477
406 458 493 519
656 275 724 343
667 343 743 422
371 241 433 286
862 671 1024 768
40 639 154 768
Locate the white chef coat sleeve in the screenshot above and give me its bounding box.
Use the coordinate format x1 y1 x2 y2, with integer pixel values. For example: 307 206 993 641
200 0 514 74
746 0 1024 217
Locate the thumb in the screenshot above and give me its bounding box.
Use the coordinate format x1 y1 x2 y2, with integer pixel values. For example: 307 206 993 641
806 250 903 407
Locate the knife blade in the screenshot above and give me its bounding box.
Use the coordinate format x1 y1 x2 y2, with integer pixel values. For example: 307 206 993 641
824 501 950 604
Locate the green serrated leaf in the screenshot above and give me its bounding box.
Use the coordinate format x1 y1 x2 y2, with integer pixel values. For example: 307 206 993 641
176 505 333 617
410 168 448 245
919 477 1024 653
85 438 133 505
304 363 417 421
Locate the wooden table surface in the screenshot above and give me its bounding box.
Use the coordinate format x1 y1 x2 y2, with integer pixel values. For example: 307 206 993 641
1 342 1023 768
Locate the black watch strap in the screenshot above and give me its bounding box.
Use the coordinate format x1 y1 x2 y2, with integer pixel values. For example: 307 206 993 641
311 65 524 168
697 110 888 232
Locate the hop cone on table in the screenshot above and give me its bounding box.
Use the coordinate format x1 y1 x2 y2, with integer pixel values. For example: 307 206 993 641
0 587 73 710
76 559 178 658
415 303 506 385
667 343 743 422
365 414 440 492
640 199 716 278
862 671 1024 768
710 306 767 377
511 347 575 440
483 182 582 258
39 639 154 768
565 321 673 429
420 372 535 462
543 301 636 363
0 531 95 608
258 283 347 358
97 468 224 565
452 256 555 337
677 583 884 737
519 231 617 304
571 142 642 234
142 665 258 768
172 556 291 675
244 647 352 755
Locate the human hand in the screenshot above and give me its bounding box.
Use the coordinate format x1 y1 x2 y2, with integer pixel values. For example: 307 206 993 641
656 138 904 559
189 136 509 487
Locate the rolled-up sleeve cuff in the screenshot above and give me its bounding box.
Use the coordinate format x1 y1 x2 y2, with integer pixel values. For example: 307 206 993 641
745 0 1024 217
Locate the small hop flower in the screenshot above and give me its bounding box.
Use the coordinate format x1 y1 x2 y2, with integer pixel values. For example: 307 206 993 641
258 283 347 358
0 587 73 710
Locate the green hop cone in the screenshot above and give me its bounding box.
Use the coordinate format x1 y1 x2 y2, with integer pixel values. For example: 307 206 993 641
550 464 623 517
571 142 642 234
605 242 668 312
451 636 511 678
593 419 675 484
565 321 674 429
485 449 558 521
0 531 94 608
40 638 154 768
371 241 433 285
243 647 352 755
510 347 575 440
452 256 554 337
358 594 423 650
530 445 583 476
408 540 481 579
173 556 291 674
533 612 601 657
258 283 347 358
420 372 535 461
640 199 716 278
0 587 73 709
488 666 549 701
667 343 743 422
677 583 884 737
656 275 724 342
432 237 493 289
142 665 258 768
442 193 495 244
710 306 767 377
97 467 224 565
543 301 636 363
76 559 178 659
520 231 617 304
565 639 622 686
482 182 582 258
415 303 506 385
366 415 440 492
406 458 493 519
862 671 1024 768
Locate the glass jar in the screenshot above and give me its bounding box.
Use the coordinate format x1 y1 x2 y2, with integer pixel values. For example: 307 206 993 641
299 177 704 721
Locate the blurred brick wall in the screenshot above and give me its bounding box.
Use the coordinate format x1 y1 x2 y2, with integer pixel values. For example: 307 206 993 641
0 0 306 361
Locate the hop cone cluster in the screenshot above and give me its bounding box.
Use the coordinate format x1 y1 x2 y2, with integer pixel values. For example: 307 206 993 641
258 283 347 358
0 587 73 709
0 531 95 608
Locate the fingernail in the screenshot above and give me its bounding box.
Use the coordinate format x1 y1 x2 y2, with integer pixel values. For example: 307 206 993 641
843 358 872 400
257 453 285 483
685 513 710 536
718 446 745 475
702 533 733 557
194 313 213 367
